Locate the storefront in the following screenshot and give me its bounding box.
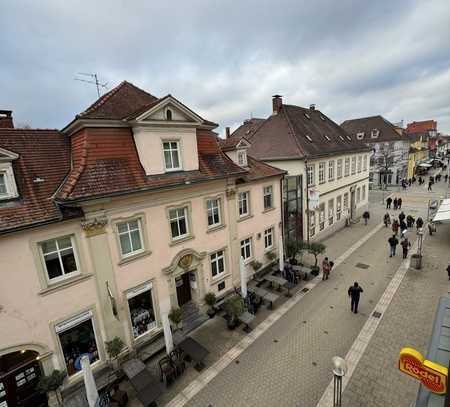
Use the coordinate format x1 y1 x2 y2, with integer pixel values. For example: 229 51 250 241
283 175 303 248
55 311 100 377
126 282 157 340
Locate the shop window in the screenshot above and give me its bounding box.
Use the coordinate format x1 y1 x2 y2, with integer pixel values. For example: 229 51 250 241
55 312 99 376
309 211 315 237
40 236 79 282
328 199 334 225
127 283 157 339
336 196 342 221
319 204 325 231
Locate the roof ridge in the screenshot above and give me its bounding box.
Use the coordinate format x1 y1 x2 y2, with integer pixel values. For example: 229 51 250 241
78 81 128 117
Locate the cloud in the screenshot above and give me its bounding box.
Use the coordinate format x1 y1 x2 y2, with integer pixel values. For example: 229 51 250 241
0 0 449 133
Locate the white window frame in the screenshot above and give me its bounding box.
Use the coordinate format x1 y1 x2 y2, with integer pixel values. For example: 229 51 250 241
357 156 362 173
238 191 250 217
356 187 361 204
362 185 366 201
356 132 365 140
319 203 325 231
343 192 349 210
40 236 80 284
337 159 343 179
237 150 247 166
264 227 274 250
351 156 356 175
162 140 182 171
126 282 158 340
169 206 189 240
117 219 144 258
363 155 368 171
371 129 380 139
307 165 315 186
210 250 226 278
240 237 253 261
309 211 316 237
319 162 326 184
336 196 342 221
328 199 334 225
344 158 350 177
0 172 7 196
0 163 18 200
328 160 335 181
263 185 273 210
206 198 221 228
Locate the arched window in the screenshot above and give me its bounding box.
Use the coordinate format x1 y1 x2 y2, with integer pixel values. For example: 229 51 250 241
166 109 172 121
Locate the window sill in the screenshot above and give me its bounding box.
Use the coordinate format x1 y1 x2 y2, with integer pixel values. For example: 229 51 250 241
243 257 254 266
169 234 195 247
118 250 152 266
210 272 231 286
262 207 275 214
39 273 93 297
133 326 162 345
206 224 226 234
237 214 253 223
264 246 275 254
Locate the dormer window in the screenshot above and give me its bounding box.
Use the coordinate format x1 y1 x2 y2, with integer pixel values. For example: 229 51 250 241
356 132 365 140
0 173 6 195
163 141 182 171
371 129 380 138
238 150 247 167
0 147 19 200
166 109 172 121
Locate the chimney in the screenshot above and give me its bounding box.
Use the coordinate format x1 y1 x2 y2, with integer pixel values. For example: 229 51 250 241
0 110 14 129
309 104 316 111
225 127 231 139
272 95 283 115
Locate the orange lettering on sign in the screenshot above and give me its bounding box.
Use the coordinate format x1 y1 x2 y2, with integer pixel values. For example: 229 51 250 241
398 348 448 394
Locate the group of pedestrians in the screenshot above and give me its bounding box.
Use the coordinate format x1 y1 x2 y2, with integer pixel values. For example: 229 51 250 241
386 210 423 259
385 196 402 210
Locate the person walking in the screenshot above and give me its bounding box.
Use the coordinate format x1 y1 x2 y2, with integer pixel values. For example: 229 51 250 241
383 212 391 227
388 234 399 257
398 198 402 209
447 264 450 280
428 222 435 236
401 238 411 259
428 180 433 191
393 197 398 210
362 210 370 225
392 219 399 236
386 197 392 209
416 217 424 230
322 257 331 280
406 215 415 228
400 220 407 238
348 282 363 314
445 174 448 183
399 211 406 223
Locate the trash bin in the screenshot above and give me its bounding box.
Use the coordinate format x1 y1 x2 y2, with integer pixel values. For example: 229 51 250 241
411 254 422 269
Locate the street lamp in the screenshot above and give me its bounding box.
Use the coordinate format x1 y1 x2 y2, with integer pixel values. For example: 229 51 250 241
417 227 424 269
332 356 347 407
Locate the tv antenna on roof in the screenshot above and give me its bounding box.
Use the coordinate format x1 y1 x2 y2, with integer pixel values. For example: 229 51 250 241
74 73 108 97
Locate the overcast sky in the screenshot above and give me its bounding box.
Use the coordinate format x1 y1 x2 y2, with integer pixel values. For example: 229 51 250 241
1 0 449 134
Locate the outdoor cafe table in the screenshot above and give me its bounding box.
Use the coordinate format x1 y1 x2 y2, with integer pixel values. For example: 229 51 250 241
263 292 279 309
264 274 288 290
177 337 209 371
292 265 312 280
248 286 270 298
238 311 255 333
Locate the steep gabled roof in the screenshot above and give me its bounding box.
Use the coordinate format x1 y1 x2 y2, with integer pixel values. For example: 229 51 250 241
341 115 408 143
0 129 82 234
406 120 437 134
232 105 369 161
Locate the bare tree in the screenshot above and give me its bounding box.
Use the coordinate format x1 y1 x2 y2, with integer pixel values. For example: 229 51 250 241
375 143 396 188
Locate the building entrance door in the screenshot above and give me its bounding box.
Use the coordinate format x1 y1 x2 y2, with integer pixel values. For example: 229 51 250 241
176 272 192 307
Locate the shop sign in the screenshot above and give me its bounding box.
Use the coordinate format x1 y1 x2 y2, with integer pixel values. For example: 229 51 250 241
398 347 448 394
309 189 320 210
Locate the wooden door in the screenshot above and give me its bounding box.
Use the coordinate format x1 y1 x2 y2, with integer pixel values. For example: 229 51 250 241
176 273 191 306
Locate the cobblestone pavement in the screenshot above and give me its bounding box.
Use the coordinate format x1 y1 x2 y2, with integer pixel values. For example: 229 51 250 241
175 178 449 407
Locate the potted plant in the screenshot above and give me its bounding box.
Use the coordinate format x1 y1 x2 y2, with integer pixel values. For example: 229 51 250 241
204 292 217 318
250 260 262 272
168 307 183 331
105 336 125 371
308 242 326 275
265 250 277 262
37 370 66 407
224 295 245 330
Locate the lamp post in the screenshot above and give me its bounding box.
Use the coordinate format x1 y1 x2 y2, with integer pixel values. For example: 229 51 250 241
417 227 424 269
332 356 347 407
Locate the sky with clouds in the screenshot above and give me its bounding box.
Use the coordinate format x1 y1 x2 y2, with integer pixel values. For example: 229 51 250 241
1 0 449 134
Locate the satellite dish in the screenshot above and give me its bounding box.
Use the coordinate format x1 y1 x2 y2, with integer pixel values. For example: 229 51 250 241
332 356 347 377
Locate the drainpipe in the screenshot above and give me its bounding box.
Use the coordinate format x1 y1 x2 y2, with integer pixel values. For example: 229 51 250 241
305 159 310 245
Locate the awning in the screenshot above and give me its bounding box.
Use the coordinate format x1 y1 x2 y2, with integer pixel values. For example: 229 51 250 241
418 163 432 168
433 199 450 223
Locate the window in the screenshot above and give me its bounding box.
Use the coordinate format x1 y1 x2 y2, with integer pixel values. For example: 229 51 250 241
309 211 315 237
363 155 368 171
41 236 79 282
264 227 274 250
319 162 326 184
169 207 188 239
351 156 356 175
328 199 334 225
166 109 172 121
356 187 361 204
238 150 247 166
357 156 362 173
307 165 315 186
336 196 342 221
117 220 143 257
218 281 225 291
163 141 181 171
263 186 273 210
211 250 225 277
328 161 335 181
207 199 221 227
240 237 252 260
356 132 365 140
371 129 379 138
344 158 350 177
319 203 325 231
0 173 6 196
238 191 250 217
127 283 157 339
343 193 349 211
55 311 99 376
362 185 366 201
337 159 343 179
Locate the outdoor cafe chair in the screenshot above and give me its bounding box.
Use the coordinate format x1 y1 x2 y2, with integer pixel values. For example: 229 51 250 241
170 348 186 377
158 356 176 386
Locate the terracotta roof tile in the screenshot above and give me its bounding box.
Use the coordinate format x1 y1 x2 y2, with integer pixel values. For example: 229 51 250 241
406 120 437 134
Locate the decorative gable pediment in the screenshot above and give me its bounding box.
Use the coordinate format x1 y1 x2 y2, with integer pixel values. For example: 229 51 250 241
0 147 19 162
236 138 251 150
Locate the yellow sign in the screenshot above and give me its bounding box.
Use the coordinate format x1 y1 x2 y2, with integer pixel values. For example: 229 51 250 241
398 347 448 394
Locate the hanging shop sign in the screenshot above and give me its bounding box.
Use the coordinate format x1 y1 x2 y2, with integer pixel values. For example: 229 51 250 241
308 189 320 210
398 347 448 394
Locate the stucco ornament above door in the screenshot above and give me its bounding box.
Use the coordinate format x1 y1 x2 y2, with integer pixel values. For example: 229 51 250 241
162 248 206 275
